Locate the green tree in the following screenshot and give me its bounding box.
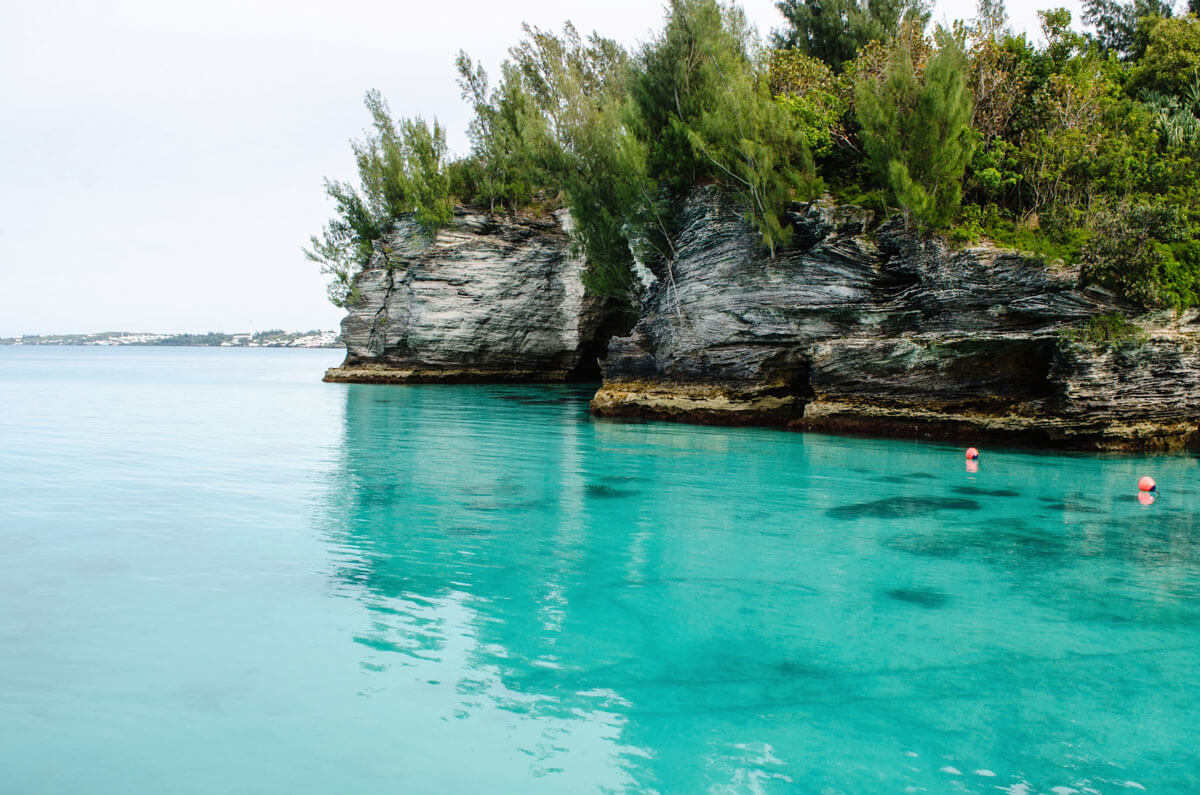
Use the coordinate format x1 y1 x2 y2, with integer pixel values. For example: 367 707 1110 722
1015 59 1115 217
1082 0 1174 60
454 55 549 212
855 28 976 229
769 50 850 157
772 0 931 72
460 23 645 295
1129 14 1200 98
508 23 646 294
306 91 453 306
634 0 818 256
1080 200 1195 308
347 91 453 232
975 0 1008 35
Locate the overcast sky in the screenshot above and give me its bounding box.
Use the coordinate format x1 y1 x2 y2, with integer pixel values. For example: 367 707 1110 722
1 0 1084 335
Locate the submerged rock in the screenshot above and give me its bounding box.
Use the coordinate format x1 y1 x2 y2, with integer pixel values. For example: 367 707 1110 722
325 208 620 384
594 188 1200 450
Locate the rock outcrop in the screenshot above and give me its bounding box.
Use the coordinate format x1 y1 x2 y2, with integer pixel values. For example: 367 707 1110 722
593 188 1200 450
324 208 616 384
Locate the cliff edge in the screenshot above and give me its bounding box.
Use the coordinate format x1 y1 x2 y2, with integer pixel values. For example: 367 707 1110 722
324 207 616 384
593 189 1200 450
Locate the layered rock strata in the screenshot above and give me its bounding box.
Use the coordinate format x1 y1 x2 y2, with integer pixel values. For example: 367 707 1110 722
325 208 617 384
593 189 1200 450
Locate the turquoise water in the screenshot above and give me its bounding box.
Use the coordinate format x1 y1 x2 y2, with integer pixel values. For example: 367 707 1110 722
2 348 1199 793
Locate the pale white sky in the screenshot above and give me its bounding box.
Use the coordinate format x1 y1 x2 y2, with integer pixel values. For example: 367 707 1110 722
1 0 1083 335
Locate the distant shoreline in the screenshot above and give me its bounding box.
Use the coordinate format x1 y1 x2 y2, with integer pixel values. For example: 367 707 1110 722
1 331 341 348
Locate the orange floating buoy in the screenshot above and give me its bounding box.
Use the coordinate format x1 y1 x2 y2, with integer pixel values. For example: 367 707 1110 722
966 447 980 460
1138 476 1157 493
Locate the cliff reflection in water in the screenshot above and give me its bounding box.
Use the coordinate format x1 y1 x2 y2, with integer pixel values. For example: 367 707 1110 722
318 383 1200 792
320 384 827 790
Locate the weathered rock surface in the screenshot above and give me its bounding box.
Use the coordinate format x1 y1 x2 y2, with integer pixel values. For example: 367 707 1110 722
594 188 1200 450
325 208 614 384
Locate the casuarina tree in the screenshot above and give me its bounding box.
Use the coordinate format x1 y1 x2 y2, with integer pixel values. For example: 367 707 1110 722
772 0 930 72
855 28 975 230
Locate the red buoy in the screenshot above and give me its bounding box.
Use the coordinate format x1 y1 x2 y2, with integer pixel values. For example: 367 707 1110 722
1138 476 1156 493
966 447 980 460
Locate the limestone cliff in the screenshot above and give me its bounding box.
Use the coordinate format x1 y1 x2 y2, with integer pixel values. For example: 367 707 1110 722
324 207 617 384
593 188 1200 450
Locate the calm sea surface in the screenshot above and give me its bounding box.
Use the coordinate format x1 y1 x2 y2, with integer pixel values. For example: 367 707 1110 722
2 347 1199 793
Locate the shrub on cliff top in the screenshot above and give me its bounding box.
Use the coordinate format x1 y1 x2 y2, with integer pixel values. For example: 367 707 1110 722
307 91 453 306
855 26 975 231
309 0 1200 312
452 2 822 297
1080 200 1198 309
455 23 645 296
454 54 552 213
632 0 820 258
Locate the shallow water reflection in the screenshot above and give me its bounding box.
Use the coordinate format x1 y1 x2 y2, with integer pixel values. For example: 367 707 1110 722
321 384 1200 792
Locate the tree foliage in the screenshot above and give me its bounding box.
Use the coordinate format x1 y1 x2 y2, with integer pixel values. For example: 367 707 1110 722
772 0 931 71
510 22 646 294
855 28 975 229
450 0 821 296
310 0 1200 312
770 50 849 156
348 91 452 232
307 91 452 306
966 1 1029 144
1080 201 1196 308
459 23 645 294
1129 14 1200 98
1082 0 1175 60
634 0 818 257
453 55 548 212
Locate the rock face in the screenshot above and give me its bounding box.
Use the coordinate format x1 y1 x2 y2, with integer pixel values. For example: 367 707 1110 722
594 188 1200 450
325 208 614 384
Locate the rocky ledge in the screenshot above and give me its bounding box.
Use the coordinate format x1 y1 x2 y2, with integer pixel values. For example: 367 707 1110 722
593 189 1200 450
324 208 616 384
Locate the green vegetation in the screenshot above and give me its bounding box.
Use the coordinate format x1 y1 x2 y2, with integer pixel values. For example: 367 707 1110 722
1079 201 1198 308
1083 0 1175 59
306 91 452 307
1060 312 1149 347
632 0 819 257
855 27 975 230
771 0 931 72
310 0 1200 312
